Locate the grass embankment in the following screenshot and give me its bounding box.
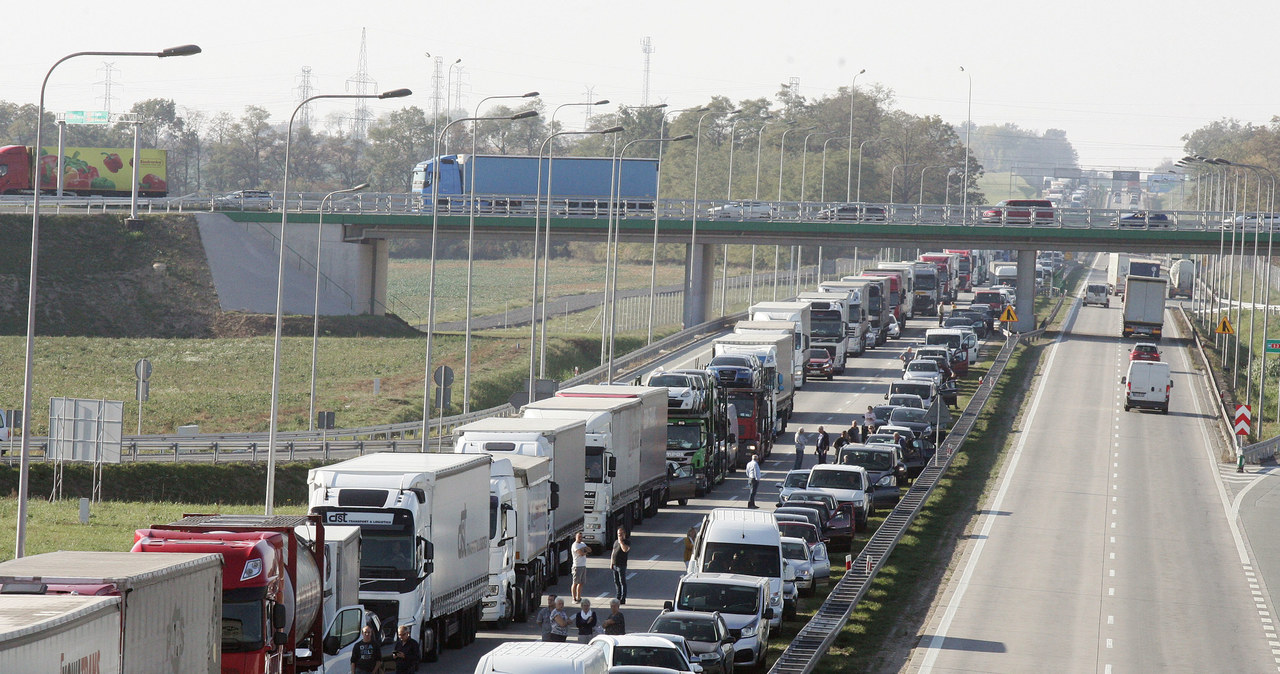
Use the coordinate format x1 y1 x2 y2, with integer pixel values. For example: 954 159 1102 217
764 265 1083 672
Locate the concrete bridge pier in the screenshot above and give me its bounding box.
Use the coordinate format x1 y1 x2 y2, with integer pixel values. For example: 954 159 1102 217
682 243 716 328
1015 249 1036 332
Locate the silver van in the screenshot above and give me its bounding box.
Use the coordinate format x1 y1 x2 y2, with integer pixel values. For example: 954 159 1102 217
1085 283 1109 307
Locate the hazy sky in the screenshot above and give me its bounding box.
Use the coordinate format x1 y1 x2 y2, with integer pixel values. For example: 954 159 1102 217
5 0 1276 172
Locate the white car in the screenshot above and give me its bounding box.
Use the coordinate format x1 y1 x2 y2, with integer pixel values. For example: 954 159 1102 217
902 359 944 387
707 200 774 219
776 469 812 505
646 372 705 411
213 189 274 210
590 631 701 673
886 315 901 339
781 536 819 596
806 464 874 532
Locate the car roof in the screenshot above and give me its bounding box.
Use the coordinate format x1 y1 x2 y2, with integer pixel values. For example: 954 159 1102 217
681 572 769 587
593 633 682 649
653 610 719 623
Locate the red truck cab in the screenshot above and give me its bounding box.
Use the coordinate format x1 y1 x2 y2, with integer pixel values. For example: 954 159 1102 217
0 145 39 195
943 249 974 292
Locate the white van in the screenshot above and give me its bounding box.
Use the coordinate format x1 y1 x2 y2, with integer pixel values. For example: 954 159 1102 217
689 508 789 627
1121 361 1172 413
472 641 609 674
1084 283 1109 307
926 328 978 370
670 573 773 670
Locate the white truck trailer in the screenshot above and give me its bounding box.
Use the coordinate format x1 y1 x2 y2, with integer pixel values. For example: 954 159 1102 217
1169 259 1194 298
748 301 813 387
1108 253 1131 296
307 452 491 662
721 330 794 433
1122 275 1168 339
454 416 588 624
0 551 222 673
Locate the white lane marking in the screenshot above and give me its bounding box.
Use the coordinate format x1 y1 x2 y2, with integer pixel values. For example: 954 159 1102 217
1109 588 1115 596
1184 336 1250 564
1107 615 1114 625
1106 638 1113 648
1110 569 1116 577
626 572 637 580
729 495 738 501
1105 665 1113 674
916 291 1080 673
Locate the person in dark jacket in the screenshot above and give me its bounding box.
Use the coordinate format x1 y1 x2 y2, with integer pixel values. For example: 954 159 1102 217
392 625 420 674
815 427 830 464
350 625 383 673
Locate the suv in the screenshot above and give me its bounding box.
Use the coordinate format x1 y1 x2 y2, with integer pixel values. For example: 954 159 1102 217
670 573 773 670
981 199 1055 225
649 610 736 674
836 444 906 507
806 464 874 532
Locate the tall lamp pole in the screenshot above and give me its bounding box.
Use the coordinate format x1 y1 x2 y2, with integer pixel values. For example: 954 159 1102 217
856 137 883 203
820 136 849 202
687 108 738 327
270 87 412 514
649 107 706 343
17 44 201 557
309 182 368 432
846 68 866 202
959 66 973 224
463 91 539 412
919 165 944 205
799 131 829 206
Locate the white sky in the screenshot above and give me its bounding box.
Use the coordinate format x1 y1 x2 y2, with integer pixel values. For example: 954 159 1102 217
4 0 1276 171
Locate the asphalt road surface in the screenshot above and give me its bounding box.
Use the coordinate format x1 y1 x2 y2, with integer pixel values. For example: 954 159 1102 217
906 260 1277 673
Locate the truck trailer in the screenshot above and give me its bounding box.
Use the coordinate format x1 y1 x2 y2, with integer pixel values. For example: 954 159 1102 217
1122 275 1168 339
1169 259 1194 298
0 144 168 196
1108 253 1131 296
410 154 658 212
748 302 813 387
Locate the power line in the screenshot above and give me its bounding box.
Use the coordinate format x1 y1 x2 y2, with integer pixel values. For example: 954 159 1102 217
96 62 117 115
345 28 377 140
295 66 315 129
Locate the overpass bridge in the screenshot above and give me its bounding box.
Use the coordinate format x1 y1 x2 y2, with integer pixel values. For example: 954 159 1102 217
220 197 1256 331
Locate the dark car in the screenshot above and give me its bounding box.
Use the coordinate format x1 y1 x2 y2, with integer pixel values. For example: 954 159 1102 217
777 520 825 548
944 316 985 338
952 311 989 338
981 199 1055 225
870 405 899 432
888 406 936 439
836 444 906 507
774 505 824 533
803 348 835 380
665 461 697 507
1113 211 1171 228
960 304 996 332
816 203 887 222
865 432 936 478
649 611 735 674
938 378 959 407
1130 343 1161 362
707 355 763 389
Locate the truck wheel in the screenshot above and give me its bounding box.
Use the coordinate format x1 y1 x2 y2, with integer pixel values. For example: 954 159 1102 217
511 586 525 624
422 623 440 662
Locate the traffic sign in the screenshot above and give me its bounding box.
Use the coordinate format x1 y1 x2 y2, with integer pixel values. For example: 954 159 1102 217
62 110 110 125
135 358 152 381
1216 317 1235 335
432 365 454 387
1235 404 1251 436
999 306 1018 323
1266 340 1280 354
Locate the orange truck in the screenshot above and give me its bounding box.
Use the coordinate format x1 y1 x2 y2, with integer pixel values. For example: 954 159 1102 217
0 144 168 196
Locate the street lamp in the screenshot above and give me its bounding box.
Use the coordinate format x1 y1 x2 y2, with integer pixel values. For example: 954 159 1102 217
799 130 830 206
538 99 609 377
890 163 917 204
846 68 866 202
919 165 944 205
959 66 973 224
750 120 780 307
648 107 707 343
856 137 883 203
463 90 539 412
16 43 201 556
608 134 692 379
442 58 463 152
687 108 739 327
820 136 849 202
528 124 622 398
309 182 368 432
269 86 412 515
778 126 813 202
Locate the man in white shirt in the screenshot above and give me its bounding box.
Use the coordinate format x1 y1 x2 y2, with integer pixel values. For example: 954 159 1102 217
745 454 762 509
571 532 589 602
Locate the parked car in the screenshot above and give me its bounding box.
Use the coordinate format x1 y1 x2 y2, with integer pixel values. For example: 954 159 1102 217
888 406 936 439
886 315 901 339
648 611 736 674
669 574 773 670
666 461 698 506
590 634 698 674
776 519 824 549
870 405 900 431
952 311 989 338
214 189 274 210
903 359 944 387
980 199 1055 225
776 469 811 505
1113 211 1171 228
887 393 925 409
835 444 906 507
865 433 936 479
1130 343 1162 362
781 537 820 596
805 464 874 532
804 348 836 380
708 201 774 219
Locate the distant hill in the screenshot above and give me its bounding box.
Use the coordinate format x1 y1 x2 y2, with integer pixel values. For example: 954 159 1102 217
0 214 419 338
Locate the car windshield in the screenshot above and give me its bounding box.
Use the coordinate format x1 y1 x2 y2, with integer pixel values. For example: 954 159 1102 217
677 581 761 614
667 424 703 449
649 374 691 388
701 542 781 577
613 645 687 670
808 469 863 491
710 356 751 367
889 396 922 408
891 408 928 423
782 541 808 560
841 449 893 470
892 383 931 399
873 407 895 423
651 617 718 643
927 334 962 349
778 523 818 545
784 471 810 488
906 361 937 373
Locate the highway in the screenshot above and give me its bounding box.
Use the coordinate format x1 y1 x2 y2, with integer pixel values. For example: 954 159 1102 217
906 260 1278 672
435 302 941 671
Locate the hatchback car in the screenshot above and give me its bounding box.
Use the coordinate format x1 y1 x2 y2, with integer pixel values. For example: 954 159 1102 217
980 199 1055 225
903 359 944 387
886 315 901 338
804 348 835 380
1130 343 1161 362
647 372 705 411
776 469 811 505
781 537 821 596
648 611 735 674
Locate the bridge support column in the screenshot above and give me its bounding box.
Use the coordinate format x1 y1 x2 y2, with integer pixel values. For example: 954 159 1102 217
682 243 716 328
1015 249 1036 332
368 238 388 316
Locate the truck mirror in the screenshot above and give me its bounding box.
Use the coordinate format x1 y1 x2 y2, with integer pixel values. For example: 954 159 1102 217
273 631 288 646
272 603 287 629
550 491 560 511
607 456 618 476
420 538 435 575
323 635 340 656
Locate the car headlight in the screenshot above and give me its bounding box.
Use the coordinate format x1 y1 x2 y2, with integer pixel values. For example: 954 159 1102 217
877 474 894 487
798 568 812 579
487 584 499 595
680 390 691 398
740 620 759 638
854 497 865 508
769 591 781 606
701 651 721 661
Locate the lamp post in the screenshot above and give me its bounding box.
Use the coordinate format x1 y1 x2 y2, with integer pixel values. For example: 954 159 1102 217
648 107 706 344
270 87 411 515
890 163 917 205
463 91 539 412
309 182 368 432
538 99 609 377
945 167 959 213
820 136 848 202
608 134 691 380
16 42 201 556
959 66 972 224
856 137 883 203
750 120 779 307
686 108 738 328
799 130 829 206
919 165 944 205
528 124 621 398
778 126 812 203
442 58 463 153
846 68 866 202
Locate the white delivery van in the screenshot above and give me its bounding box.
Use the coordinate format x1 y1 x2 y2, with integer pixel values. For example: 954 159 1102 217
472 641 609 674
1084 283 1109 307
688 508 790 628
1121 361 1172 413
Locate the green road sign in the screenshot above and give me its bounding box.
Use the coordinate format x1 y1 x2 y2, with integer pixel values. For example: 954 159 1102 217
1266 340 1280 353
63 110 110 125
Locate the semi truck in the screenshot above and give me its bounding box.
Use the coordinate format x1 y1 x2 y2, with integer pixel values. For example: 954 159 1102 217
0 144 168 196
132 514 366 674
748 301 813 387
1108 253 1131 296
453 416 588 625
722 330 795 434
410 154 659 212
1169 259 1195 298
524 385 668 551
708 336 778 462
797 291 860 369
0 550 221 673
649 369 732 491
877 261 932 316
307 452 492 662
918 252 959 301
816 280 878 346
801 287 869 358
838 276 891 344
943 249 975 291
862 268 910 321
1122 275 1168 339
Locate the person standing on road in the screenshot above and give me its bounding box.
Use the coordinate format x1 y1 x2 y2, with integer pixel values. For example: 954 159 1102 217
611 526 630 604
574 599 599 643
863 406 876 431
391 625 420 674
603 598 626 635
833 429 849 454
899 346 915 370
536 594 558 641
684 525 699 562
793 429 807 471
746 454 762 509
815 426 830 465
549 598 570 642
350 625 383 674
571 532 589 602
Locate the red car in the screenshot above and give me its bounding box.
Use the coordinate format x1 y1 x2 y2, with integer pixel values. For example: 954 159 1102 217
1130 343 1161 361
981 199 1055 225
804 348 835 380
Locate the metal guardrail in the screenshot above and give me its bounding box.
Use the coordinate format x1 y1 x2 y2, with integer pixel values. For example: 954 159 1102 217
1180 304 1270 463
769 283 1073 674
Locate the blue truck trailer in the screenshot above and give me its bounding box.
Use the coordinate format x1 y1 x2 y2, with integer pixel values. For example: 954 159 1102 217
411 154 659 212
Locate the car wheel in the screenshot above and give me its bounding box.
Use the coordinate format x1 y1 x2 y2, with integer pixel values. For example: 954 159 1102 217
1123 405 1130 412
678 498 689 506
